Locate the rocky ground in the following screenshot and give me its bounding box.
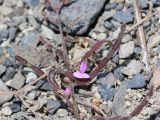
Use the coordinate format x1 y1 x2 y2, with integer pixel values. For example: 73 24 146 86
0 0 160 120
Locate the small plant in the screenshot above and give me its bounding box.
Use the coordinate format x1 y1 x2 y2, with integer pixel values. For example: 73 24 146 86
15 0 154 120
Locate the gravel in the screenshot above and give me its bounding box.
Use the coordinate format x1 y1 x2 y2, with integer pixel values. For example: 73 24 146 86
47 99 61 114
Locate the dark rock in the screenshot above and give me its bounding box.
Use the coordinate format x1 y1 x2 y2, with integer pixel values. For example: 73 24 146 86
98 84 115 101
105 3 117 11
20 33 38 46
153 0 160 6
113 66 125 81
10 101 22 113
36 80 53 91
113 8 133 23
47 99 61 114
0 64 6 76
46 0 106 35
9 27 17 40
0 29 9 39
2 67 17 82
128 74 146 89
97 72 117 86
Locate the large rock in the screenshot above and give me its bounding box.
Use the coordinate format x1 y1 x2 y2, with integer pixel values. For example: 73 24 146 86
46 0 106 35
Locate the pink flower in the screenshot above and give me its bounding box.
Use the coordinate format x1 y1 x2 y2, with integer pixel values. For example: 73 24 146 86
73 61 90 79
64 87 71 95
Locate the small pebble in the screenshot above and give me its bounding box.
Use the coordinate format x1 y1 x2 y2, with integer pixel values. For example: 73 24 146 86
2 67 16 82
113 8 133 23
125 101 131 107
121 60 143 76
98 84 115 101
119 41 134 58
128 74 146 89
56 109 68 117
47 99 61 114
1 106 12 116
10 101 21 113
26 72 37 83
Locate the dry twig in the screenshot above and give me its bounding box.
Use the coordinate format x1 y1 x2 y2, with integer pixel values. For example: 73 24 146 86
133 0 151 72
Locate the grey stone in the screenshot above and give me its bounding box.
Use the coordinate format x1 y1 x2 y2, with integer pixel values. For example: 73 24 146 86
41 25 61 42
105 3 117 11
156 58 160 67
104 21 114 30
97 72 117 86
153 0 160 6
9 27 17 40
121 60 143 76
98 84 115 101
0 47 4 57
10 101 21 113
121 34 132 43
0 80 13 106
128 74 146 89
26 72 37 83
46 0 106 35
113 66 125 81
113 8 133 23
134 47 141 55
1 106 12 116
0 6 13 16
147 34 160 50
0 29 9 39
140 0 148 9
27 90 40 100
112 80 128 116
119 41 134 58
2 67 16 82
115 3 124 11
3 58 14 67
36 80 53 91
47 99 61 114
6 47 15 57
6 71 25 89
21 33 38 46
24 0 39 7
0 64 6 76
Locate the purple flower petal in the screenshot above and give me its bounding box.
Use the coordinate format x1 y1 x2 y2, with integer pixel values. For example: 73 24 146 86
64 87 71 95
80 61 87 73
73 71 90 79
